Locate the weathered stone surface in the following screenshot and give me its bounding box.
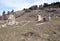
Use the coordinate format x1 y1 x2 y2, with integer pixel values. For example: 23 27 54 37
7 14 16 25
1 24 7 27
37 15 43 23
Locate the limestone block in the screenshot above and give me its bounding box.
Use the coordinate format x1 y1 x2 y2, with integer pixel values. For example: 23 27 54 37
37 15 43 22
8 14 16 25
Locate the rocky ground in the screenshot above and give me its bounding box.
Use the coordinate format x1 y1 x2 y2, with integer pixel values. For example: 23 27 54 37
0 9 60 41
0 18 60 41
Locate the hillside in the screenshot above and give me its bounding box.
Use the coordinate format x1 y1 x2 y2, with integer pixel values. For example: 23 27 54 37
0 17 60 41
16 8 60 21
0 2 60 41
0 8 60 41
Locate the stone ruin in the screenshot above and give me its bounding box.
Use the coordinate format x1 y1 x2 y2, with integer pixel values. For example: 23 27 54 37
7 14 16 25
37 14 50 23
1 14 18 27
37 15 43 22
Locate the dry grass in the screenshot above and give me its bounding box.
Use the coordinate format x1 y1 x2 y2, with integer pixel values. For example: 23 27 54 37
0 9 60 41
0 19 60 41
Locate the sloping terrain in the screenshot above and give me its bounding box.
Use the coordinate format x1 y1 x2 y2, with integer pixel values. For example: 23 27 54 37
0 19 60 41
0 8 60 41
15 8 60 21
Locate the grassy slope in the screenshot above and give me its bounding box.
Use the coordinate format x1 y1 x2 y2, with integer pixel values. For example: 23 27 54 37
0 9 60 41
0 19 60 41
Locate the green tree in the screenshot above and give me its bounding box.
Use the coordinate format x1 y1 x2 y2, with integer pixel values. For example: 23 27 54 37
43 3 49 7
29 5 38 10
11 9 14 13
2 11 6 20
2 11 5 16
7 11 10 14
